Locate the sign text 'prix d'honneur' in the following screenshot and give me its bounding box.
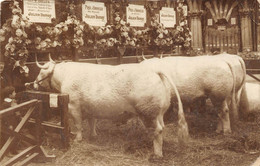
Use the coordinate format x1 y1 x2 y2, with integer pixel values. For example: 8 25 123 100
23 0 56 23
82 1 107 26
127 4 146 27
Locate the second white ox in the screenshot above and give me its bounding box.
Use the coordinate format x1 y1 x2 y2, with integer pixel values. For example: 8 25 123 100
141 54 248 134
33 56 189 157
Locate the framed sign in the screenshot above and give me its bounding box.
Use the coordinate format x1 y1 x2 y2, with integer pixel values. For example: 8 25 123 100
207 19 213 26
126 4 146 27
160 7 176 28
23 0 56 23
82 1 107 26
231 18 236 25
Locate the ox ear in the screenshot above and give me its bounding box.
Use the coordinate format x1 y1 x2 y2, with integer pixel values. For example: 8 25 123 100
49 53 55 63
35 55 49 69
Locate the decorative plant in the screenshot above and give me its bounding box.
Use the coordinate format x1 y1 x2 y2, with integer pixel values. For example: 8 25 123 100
145 0 192 54
0 0 35 77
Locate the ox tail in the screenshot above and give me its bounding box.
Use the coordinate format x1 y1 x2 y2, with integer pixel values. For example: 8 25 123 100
237 58 250 119
157 72 189 144
225 61 239 122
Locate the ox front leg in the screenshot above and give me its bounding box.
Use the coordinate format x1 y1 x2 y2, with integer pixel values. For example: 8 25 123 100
69 104 83 142
87 118 97 137
217 101 231 135
153 115 165 158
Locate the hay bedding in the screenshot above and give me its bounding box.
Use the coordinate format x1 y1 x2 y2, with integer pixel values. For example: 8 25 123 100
27 104 260 166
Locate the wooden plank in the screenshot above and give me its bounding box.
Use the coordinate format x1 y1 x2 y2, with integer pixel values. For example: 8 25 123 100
28 119 65 130
15 152 39 166
0 106 35 159
2 145 37 166
1 128 37 145
247 73 260 82
0 100 37 117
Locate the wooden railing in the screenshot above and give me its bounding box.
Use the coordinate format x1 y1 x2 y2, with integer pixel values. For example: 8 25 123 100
20 91 70 149
0 99 55 166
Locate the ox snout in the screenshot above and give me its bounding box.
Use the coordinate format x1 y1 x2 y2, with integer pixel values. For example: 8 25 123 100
33 81 39 90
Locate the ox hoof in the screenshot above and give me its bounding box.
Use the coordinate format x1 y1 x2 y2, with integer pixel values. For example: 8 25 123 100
148 154 163 163
216 129 222 134
74 134 83 142
223 130 232 135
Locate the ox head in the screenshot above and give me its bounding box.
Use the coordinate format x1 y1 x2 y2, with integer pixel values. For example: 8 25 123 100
33 54 56 90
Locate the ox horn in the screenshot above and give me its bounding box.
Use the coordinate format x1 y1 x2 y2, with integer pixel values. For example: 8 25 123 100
142 50 147 60
160 54 163 59
48 53 55 63
35 55 49 69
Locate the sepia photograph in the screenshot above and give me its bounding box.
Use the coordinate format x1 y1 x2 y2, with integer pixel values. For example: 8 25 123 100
0 0 260 165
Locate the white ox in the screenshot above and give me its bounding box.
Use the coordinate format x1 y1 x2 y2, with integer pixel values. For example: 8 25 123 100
245 82 260 112
33 56 189 157
212 53 249 121
141 55 245 134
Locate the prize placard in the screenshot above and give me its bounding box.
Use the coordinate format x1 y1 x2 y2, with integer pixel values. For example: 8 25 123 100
23 0 56 23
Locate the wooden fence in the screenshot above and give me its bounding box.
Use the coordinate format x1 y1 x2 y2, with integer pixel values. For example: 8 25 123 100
0 99 55 166
204 26 240 53
20 91 70 149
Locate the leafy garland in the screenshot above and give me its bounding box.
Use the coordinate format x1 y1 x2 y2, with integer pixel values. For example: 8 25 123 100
0 0 191 69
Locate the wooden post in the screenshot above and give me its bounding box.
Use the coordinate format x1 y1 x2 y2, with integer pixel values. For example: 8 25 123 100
239 3 253 52
58 94 70 149
187 0 203 51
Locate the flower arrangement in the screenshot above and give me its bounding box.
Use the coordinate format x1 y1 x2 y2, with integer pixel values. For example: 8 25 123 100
1 0 192 62
0 0 34 73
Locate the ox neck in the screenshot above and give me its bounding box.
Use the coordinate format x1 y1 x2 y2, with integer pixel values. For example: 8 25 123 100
49 63 64 92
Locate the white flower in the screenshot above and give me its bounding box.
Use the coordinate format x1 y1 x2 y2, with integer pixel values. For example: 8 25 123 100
40 41 47 48
105 28 111 34
11 15 20 28
121 32 128 37
136 30 142 35
14 1 19 6
20 21 26 27
0 36 5 42
97 28 104 35
34 37 41 44
120 20 126 25
36 25 42 32
63 26 68 32
25 39 32 44
76 30 82 36
79 24 84 30
23 32 28 38
52 41 58 47
45 38 51 42
158 33 163 39
8 37 14 43
54 27 60 34
115 16 120 22
0 29 5 35
15 29 23 37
